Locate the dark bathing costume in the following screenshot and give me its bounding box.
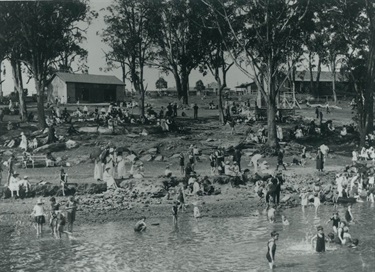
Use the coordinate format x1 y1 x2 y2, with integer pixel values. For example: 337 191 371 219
266 240 276 262
345 210 352 222
331 217 341 228
316 233 325 252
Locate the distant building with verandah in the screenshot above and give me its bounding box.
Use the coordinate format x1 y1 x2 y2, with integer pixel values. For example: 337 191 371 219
47 72 125 104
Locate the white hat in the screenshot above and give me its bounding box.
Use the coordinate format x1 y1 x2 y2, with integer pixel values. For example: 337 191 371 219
109 148 114 153
37 198 44 205
24 176 28 179
20 132 24 135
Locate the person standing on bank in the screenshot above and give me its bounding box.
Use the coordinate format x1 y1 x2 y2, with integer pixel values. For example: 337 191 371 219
316 149 324 172
276 149 286 171
193 104 199 119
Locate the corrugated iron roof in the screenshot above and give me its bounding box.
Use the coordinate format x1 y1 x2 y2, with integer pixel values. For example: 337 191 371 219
55 72 125 85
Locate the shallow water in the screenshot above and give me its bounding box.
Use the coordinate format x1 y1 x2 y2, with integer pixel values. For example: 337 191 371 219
1 203 375 272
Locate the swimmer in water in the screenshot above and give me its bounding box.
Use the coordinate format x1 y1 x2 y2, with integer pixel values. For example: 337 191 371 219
266 231 279 269
345 205 354 223
193 201 201 220
134 216 147 232
311 225 330 253
267 204 276 223
326 212 341 234
347 238 359 248
281 215 289 225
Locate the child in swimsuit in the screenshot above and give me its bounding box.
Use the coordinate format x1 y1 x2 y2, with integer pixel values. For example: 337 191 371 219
49 197 60 236
172 202 178 225
345 205 354 223
266 231 279 269
326 212 341 233
134 217 147 232
300 188 308 212
193 202 201 220
311 226 330 253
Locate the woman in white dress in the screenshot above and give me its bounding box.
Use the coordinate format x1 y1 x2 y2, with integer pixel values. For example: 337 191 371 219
116 153 126 179
19 132 28 151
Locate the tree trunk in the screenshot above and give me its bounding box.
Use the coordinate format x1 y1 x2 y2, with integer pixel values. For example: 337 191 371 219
267 65 277 147
331 59 337 103
218 85 225 124
0 60 3 98
367 21 375 133
308 52 314 95
140 82 145 118
267 98 277 147
11 59 27 121
181 71 189 105
315 56 322 97
35 79 47 128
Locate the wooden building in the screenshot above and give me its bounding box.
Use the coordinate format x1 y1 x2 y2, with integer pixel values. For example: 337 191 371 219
47 72 125 103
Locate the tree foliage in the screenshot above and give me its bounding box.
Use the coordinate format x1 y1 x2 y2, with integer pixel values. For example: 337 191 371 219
151 0 212 104
0 0 91 128
102 0 159 117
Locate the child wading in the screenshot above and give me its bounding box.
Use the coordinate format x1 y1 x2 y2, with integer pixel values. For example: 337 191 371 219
172 202 179 225
266 231 279 269
31 198 46 236
311 226 330 253
134 217 147 232
49 197 60 237
66 196 77 233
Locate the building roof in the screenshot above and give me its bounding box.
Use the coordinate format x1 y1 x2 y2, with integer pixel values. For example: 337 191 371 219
55 72 125 85
295 71 348 82
235 81 255 88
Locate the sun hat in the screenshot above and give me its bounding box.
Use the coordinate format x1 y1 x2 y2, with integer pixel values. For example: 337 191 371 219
24 176 28 179
37 198 44 205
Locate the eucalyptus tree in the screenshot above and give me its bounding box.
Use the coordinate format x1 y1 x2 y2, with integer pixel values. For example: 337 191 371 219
0 1 91 128
151 0 212 104
102 0 159 117
203 0 313 147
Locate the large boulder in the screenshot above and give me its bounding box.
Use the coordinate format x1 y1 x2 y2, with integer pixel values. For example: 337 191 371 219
147 147 158 154
78 127 98 133
140 154 153 162
66 140 79 149
33 143 66 153
149 185 167 198
154 155 164 162
98 127 113 135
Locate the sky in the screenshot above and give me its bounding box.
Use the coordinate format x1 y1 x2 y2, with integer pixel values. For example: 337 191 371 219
1 0 253 96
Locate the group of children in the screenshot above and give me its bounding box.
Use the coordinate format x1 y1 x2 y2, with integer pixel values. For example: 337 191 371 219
30 196 77 238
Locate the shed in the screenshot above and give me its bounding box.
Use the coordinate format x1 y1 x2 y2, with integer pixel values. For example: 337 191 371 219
47 72 125 103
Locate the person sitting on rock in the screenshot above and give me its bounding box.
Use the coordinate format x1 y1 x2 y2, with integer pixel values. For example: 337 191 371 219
188 172 197 193
103 166 118 190
133 162 145 179
7 121 13 131
224 161 234 176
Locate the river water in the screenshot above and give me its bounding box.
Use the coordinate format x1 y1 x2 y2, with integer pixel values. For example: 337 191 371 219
1 203 375 272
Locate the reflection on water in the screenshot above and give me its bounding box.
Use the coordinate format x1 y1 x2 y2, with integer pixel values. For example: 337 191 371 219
1 203 375 272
